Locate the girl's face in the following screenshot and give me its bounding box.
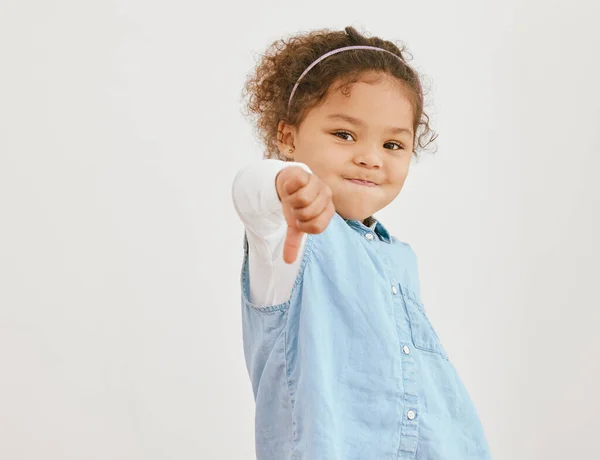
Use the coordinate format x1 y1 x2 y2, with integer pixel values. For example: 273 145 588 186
279 72 415 222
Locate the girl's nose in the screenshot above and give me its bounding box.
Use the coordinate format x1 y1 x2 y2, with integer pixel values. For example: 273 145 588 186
353 150 383 169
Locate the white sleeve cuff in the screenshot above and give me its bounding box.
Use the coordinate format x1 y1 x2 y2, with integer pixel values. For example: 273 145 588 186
232 159 313 218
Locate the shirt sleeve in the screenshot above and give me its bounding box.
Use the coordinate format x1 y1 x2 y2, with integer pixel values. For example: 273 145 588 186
231 158 313 236
232 158 313 306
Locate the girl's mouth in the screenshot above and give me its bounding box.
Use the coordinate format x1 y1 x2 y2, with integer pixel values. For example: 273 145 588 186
347 178 377 187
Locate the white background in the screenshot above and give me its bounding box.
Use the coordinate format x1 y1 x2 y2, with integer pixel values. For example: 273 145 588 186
1 1 599 459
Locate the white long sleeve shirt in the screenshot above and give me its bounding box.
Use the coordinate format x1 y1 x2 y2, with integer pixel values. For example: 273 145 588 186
231 159 312 306
231 158 377 306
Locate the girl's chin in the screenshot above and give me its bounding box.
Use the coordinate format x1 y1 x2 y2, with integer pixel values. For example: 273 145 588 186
335 205 376 222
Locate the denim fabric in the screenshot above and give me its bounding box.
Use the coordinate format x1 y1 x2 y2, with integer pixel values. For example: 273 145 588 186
240 212 492 459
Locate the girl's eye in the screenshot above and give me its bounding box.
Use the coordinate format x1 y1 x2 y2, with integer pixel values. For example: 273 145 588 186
332 131 405 151
333 131 354 141
384 141 405 151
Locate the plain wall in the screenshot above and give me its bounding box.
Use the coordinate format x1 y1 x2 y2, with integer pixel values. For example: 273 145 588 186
1 1 599 458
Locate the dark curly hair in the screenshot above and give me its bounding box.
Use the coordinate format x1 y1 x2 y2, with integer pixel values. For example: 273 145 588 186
241 25 438 160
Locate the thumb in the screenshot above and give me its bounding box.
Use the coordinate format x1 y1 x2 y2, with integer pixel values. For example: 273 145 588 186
283 223 304 264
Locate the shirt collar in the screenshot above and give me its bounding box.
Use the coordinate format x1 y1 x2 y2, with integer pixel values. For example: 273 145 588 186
342 215 392 243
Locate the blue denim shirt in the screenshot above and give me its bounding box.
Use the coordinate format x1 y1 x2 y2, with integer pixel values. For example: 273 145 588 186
240 212 492 459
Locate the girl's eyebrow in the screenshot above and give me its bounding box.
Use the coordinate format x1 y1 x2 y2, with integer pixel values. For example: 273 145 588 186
326 113 413 136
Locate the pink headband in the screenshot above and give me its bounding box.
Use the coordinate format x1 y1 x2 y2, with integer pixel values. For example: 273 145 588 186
287 45 405 116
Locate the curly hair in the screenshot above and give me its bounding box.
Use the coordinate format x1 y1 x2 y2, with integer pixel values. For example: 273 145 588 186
241 25 438 160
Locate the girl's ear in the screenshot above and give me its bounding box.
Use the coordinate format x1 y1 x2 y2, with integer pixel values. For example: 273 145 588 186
277 120 297 160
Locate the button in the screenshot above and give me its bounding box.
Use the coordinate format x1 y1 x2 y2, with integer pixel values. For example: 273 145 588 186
365 233 374 241
407 410 416 420
402 345 410 355
391 285 398 295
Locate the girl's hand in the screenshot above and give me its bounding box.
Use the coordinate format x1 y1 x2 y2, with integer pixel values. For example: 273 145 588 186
276 166 335 264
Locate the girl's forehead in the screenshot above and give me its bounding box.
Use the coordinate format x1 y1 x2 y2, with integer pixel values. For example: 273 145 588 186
319 76 410 112
316 81 413 123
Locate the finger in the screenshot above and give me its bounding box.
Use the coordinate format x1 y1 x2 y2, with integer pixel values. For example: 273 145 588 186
282 169 310 196
283 224 304 264
292 190 331 222
296 201 335 234
285 175 320 209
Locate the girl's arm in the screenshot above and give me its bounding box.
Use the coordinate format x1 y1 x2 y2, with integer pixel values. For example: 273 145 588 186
232 159 312 306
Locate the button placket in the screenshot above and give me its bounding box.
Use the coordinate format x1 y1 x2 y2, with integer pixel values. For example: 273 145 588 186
395 290 421 454
379 252 420 454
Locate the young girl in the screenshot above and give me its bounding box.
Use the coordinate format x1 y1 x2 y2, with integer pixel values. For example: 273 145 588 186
232 26 492 460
